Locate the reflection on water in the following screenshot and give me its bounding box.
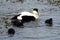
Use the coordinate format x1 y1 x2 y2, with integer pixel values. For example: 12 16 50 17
0 0 60 40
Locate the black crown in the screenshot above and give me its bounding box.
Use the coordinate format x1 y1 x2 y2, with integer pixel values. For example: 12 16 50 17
33 8 38 12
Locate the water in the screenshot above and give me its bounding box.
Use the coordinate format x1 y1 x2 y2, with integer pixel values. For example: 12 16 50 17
0 0 60 40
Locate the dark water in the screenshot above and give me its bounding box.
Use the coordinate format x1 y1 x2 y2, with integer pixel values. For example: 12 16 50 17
0 0 60 40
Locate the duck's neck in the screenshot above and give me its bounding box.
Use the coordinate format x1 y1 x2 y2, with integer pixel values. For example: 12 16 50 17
32 11 40 19
32 11 37 13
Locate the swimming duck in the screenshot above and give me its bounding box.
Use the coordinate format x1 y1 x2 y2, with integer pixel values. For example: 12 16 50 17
45 18 53 26
11 8 40 27
7 28 15 37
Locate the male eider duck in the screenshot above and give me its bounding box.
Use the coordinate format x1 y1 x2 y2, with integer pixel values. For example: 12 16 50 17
45 18 53 26
11 8 40 27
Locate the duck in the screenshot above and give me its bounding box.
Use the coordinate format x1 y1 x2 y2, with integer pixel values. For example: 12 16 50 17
11 8 40 27
45 18 53 26
7 28 15 37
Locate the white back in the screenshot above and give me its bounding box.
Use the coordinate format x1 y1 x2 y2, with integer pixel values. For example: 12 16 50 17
17 10 40 20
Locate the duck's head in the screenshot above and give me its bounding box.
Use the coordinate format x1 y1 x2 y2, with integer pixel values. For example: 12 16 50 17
33 8 40 15
33 8 38 12
32 8 40 19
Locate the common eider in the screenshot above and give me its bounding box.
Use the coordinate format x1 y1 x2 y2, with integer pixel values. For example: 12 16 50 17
11 8 40 27
45 18 53 26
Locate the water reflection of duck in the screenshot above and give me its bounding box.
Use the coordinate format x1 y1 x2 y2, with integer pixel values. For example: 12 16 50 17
11 8 40 27
45 18 53 26
7 28 15 37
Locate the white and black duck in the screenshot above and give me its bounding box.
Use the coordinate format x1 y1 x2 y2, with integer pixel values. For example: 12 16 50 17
11 8 40 27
